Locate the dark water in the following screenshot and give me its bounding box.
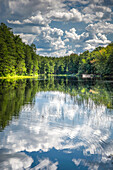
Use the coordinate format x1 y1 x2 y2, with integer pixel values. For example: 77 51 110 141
0 77 113 170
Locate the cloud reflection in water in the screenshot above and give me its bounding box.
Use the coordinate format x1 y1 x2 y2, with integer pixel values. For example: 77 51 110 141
0 91 113 169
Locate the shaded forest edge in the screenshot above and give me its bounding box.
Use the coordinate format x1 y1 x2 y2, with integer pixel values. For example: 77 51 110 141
0 23 113 78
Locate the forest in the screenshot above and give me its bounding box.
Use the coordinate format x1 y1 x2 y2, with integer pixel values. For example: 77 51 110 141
0 22 113 77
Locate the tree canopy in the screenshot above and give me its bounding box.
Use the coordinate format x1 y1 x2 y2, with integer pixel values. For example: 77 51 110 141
0 23 113 77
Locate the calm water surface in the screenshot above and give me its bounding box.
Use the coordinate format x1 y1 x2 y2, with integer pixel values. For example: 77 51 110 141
0 77 113 170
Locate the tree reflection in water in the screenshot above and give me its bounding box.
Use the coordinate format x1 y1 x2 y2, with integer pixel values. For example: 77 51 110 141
0 77 113 169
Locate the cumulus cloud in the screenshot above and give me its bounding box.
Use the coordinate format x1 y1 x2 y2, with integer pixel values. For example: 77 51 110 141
7 12 50 26
14 25 64 43
64 28 90 54
12 21 112 56
37 48 75 57
0 0 113 56
13 25 66 57
83 4 112 14
65 28 80 41
83 44 96 51
13 26 41 35
86 21 113 34
86 33 110 44
47 8 83 22
32 26 66 56
65 28 89 41
4 0 112 25
16 33 37 44
7 20 22 25
8 0 65 17
23 12 50 26
84 33 111 51
82 4 112 23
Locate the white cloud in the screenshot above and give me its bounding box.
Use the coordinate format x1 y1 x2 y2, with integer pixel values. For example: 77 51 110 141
82 4 112 22
96 12 104 18
41 26 64 37
13 25 66 57
32 26 66 56
97 32 108 41
8 0 65 16
37 48 68 57
83 14 96 23
23 12 50 26
75 44 81 48
63 0 89 5
84 33 111 51
13 21 112 56
65 22 112 52
13 26 41 35
16 33 37 44
84 44 96 51
9 0 30 14
7 0 112 26
7 20 22 25
8 12 50 26
86 21 113 34
47 8 83 22
83 4 112 14
65 28 89 41
64 28 90 53
4 0 113 56
50 37 65 50
86 34 110 45
65 28 80 40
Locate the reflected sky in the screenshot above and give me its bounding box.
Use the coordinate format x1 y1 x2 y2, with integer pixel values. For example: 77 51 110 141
0 83 113 169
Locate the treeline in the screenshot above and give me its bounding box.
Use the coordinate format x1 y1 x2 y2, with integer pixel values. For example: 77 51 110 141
0 23 113 77
39 45 113 76
0 23 39 76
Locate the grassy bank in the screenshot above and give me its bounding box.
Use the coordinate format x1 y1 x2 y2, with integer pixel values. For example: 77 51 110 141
0 75 38 79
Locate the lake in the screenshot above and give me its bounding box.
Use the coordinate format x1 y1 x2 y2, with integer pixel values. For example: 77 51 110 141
0 77 113 170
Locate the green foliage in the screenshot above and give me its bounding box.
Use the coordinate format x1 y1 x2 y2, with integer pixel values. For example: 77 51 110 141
0 23 113 77
78 44 113 76
0 23 38 77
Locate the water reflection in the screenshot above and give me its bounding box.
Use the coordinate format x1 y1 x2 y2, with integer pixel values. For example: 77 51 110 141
0 77 113 169
0 150 33 170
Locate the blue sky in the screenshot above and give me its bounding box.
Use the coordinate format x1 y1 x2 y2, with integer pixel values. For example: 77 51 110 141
0 0 113 57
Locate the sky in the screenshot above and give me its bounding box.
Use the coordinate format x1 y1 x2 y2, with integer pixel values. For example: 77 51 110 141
0 0 113 57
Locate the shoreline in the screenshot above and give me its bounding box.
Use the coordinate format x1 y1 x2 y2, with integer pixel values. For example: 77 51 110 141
0 74 77 79
0 75 39 79
0 74 113 80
